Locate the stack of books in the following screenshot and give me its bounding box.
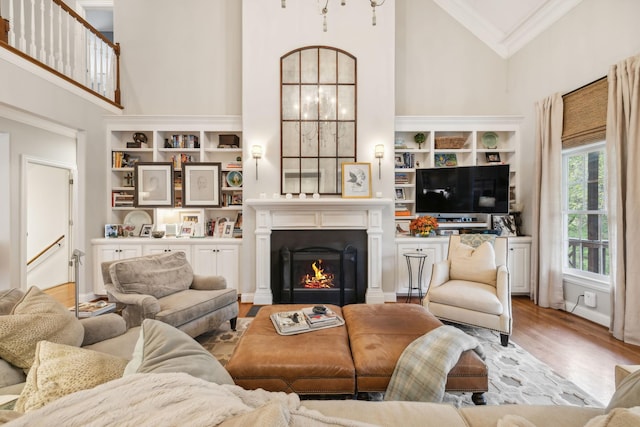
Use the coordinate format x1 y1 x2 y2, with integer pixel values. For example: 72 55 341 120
69 301 116 318
395 204 411 217
270 306 344 335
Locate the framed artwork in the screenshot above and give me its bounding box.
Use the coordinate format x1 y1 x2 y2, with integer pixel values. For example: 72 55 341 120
182 163 221 207
395 188 406 200
492 214 517 236
486 152 501 163
341 162 372 198
179 211 203 224
434 154 458 167
104 224 120 238
222 221 235 238
179 221 195 237
394 154 404 167
134 163 174 207
139 224 153 237
234 212 243 230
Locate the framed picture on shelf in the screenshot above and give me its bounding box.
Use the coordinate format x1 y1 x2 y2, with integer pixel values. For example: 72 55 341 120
104 224 120 238
139 224 153 237
179 211 203 224
434 154 457 167
179 221 195 237
134 163 174 207
222 221 235 238
234 212 243 230
394 154 404 167
395 188 406 200
215 217 229 238
486 152 501 163
341 163 372 198
182 163 221 207
492 214 517 237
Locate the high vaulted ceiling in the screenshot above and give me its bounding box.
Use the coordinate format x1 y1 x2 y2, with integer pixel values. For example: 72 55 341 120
434 0 584 58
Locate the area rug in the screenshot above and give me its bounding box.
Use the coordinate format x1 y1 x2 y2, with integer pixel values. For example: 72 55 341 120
196 318 602 408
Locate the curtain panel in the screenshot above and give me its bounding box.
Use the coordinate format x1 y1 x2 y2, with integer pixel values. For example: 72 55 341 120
606 54 640 346
533 93 565 309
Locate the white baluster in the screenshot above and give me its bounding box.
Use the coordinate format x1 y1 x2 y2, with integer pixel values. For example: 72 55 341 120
28 0 35 57
99 39 104 95
64 12 71 76
47 0 54 65
56 5 62 70
38 0 45 63
19 0 26 51
8 0 16 46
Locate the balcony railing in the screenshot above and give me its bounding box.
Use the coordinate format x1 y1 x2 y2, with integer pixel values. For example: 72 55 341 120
0 0 121 108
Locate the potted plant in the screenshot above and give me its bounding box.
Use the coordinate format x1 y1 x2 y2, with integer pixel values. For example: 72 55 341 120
409 215 439 237
414 132 426 149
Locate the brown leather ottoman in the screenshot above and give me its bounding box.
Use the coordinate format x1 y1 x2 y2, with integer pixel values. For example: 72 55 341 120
343 304 488 404
226 304 355 395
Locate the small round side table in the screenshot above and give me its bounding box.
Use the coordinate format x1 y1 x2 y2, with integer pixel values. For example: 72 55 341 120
404 252 429 303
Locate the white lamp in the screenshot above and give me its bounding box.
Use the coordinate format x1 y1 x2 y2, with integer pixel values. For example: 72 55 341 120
251 145 263 179
374 144 384 179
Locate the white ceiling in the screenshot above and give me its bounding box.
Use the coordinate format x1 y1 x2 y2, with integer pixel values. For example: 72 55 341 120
433 0 584 58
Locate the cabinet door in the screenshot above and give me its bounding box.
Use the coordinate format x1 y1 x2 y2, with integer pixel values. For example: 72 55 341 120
192 245 239 290
509 243 530 294
395 243 441 295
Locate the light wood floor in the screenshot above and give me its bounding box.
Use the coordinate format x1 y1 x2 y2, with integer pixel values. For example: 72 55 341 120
238 296 640 406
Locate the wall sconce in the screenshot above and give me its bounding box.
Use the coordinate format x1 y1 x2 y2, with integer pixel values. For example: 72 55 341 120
374 144 384 179
251 145 263 179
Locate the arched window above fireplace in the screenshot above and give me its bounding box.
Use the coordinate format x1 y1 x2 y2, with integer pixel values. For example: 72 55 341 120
280 46 357 195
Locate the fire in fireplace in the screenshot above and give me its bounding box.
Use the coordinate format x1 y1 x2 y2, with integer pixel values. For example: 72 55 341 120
301 259 335 289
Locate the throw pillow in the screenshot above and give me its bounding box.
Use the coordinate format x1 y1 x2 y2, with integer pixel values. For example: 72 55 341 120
496 414 537 427
0 289 24 315
124 318 234 385
109 252 193 299
584 407 640 427
0 287 84 369
14 341 128 413
606 368 640 412
449 241 497 286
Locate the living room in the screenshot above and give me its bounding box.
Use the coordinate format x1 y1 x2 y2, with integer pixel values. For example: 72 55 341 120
1 0 640 422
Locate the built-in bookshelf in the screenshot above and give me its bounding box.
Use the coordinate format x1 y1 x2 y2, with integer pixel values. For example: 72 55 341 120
106 116 244 237
394 116 523 233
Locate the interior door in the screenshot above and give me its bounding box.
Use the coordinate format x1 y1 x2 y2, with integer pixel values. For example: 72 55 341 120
25 160 73 289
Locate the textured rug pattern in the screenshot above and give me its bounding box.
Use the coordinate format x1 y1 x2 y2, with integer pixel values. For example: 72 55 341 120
197 318 601 407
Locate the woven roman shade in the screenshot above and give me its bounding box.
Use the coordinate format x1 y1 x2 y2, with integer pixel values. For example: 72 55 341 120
562 77 607 148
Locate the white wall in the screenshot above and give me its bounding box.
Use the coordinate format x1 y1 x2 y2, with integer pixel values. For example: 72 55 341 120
114 0 242 115
395 0 509 115
506 0 640 322
241 0 397 298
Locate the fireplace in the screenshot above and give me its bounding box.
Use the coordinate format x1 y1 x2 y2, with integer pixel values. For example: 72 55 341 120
247 198 392 305
271 230 366 305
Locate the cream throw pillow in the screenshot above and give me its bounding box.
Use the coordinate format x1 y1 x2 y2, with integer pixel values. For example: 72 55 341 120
14 341 128 413
449 241 497 286
124 318 234 385
0 287 84 369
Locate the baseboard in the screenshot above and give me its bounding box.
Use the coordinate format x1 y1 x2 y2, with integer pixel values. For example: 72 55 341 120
565 300 610 327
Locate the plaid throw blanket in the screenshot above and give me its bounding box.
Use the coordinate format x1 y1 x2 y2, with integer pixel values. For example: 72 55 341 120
384 325 485 402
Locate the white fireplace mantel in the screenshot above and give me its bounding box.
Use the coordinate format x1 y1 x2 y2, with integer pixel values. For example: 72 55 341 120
246 198 393 305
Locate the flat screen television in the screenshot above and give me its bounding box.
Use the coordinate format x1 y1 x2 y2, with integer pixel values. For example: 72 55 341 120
415 165 510 215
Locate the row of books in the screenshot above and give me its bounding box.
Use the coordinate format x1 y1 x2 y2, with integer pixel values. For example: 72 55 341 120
395 172 410 184
270 306 344 335
395 203 411 217
170 154 194 169
396 152 416 169
166 134 200 149
112 192 134 207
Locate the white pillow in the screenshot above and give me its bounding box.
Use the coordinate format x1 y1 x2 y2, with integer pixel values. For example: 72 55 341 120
124 319 234 385
449 241 497 286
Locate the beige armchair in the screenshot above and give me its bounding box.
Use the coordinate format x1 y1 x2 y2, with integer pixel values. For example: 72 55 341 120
102 251 238 338
423 235 512 346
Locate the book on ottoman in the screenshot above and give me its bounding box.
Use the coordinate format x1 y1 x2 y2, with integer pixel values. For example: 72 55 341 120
271 307 345 336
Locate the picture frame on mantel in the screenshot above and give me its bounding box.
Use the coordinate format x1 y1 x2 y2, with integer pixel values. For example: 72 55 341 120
134 163 174 207
182 163 221 207
341 162 372 198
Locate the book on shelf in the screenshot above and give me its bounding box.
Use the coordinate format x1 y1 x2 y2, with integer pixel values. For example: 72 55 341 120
270 307 345 335
69 302 116 318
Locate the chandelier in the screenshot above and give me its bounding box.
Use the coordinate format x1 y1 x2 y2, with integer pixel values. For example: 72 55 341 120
280 0 386 32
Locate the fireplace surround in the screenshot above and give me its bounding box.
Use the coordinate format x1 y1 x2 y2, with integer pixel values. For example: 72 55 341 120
247 198 393 304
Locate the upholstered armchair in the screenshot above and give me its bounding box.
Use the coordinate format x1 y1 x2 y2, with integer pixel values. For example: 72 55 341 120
101 251 238 338
423 235 512 346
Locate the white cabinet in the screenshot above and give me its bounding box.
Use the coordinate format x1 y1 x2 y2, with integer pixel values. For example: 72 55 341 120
394 235 531 298
508 236 532 294
92 243 142 295
142 242 192 264
395 238 447 296
192 244 240 290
